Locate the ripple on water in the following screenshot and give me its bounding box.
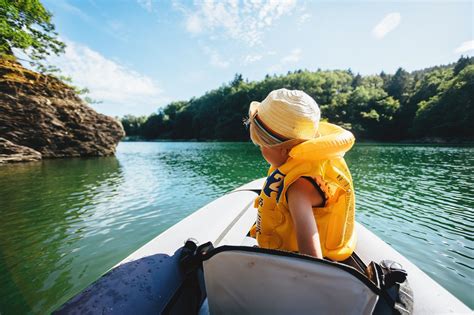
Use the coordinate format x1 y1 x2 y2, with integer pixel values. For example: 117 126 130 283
352 144 474 308
1 143 473 313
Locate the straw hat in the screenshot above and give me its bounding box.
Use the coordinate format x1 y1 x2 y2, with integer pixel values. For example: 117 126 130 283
249 88 320 146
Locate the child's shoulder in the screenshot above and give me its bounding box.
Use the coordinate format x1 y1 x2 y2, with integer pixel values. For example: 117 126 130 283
287 177 324 208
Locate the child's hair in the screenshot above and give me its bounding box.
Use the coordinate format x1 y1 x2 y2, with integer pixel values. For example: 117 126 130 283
247 88 320 148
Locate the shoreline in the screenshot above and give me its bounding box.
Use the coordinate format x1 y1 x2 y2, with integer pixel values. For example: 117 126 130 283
121 137 474 145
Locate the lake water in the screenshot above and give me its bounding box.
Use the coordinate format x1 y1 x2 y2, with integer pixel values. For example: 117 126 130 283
0 142 473 313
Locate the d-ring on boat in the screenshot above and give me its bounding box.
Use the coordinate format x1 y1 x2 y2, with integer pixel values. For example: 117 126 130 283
54 179 471 314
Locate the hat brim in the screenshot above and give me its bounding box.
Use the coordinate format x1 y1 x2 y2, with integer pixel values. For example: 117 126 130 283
249 101 260 117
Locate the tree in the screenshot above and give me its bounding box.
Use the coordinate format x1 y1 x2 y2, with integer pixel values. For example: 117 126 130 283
0 0 65 64
453 55 473 75
346 76 400 139
379 71 390 88
413 65 474 139
163 101 188 121
230 73 244 88
141 113 167 139
351 73 362 88
121 115 147 137
120 59 472 142
386 68 411 102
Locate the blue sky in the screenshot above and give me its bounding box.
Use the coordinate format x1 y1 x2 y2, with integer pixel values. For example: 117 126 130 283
40 0 473 117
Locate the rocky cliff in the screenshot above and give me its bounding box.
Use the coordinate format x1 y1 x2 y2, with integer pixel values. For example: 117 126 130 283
0 58 125 164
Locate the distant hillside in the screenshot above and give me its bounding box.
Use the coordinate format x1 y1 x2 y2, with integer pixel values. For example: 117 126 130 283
122 56 474 142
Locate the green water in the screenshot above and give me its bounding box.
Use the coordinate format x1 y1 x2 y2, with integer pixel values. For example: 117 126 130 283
0 142 473 313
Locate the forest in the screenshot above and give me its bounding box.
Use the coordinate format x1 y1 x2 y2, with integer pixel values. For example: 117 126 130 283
121 56 473 142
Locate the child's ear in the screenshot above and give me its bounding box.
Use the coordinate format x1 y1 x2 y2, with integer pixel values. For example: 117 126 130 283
280 147 291 156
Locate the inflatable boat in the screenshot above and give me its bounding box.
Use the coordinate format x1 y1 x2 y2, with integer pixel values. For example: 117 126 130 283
54 179 471 314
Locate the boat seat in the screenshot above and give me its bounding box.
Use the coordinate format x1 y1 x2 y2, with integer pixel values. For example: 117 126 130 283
202 247 379 315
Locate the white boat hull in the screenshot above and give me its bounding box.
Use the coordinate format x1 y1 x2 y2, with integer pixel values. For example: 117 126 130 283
118 178 470 314
56 179 470 314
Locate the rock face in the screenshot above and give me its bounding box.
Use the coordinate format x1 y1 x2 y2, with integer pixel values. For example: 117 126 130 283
0 137 42 164
0 58 124 163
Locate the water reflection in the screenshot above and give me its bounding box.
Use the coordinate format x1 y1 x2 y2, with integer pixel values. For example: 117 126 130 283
0 142 473 313
154 142 267 193
347 144 474 306
115 142 268 232
0 157 123 314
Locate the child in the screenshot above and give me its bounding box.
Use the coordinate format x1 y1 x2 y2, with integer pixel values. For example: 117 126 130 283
248 88 356 261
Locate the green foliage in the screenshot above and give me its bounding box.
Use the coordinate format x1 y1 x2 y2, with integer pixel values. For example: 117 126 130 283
386 68 412 103
121 115 149 138
121 56 474 142
413 65 474 139
0 0 65 63
453 55 473 75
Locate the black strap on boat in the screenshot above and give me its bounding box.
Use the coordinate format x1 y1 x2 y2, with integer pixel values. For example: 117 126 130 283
380 260 408 288
180 240 214 274
162 240 212 314
370 260 413 315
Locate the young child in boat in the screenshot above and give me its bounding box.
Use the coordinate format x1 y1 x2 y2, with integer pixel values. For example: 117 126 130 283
247 88 356 261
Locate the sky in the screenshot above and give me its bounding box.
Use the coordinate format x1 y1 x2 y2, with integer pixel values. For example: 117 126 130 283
37 0 474 117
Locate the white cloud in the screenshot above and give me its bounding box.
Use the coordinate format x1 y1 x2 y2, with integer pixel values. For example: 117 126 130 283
137 0 153 12
298 13 311 26
268 48 302 73
454 40 474 54
202 45 231 69
174 0 297 46
47 41 167 116
242 54 263 65
186 14 203 34
372 12 401 39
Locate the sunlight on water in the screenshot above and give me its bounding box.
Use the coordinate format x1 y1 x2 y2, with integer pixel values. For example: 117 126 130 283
350 145 474 305
0 142 473 313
